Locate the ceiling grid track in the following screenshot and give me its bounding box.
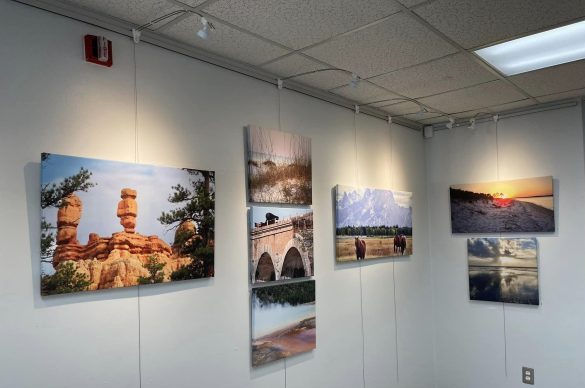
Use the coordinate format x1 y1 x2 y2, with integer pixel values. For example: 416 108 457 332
11 0 585 128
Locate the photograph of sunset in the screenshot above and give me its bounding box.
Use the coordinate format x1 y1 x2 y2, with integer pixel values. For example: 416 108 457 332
450 176 554 233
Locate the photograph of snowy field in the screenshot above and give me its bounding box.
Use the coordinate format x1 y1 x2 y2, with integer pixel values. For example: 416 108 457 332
468 238 539 305
251 280 316 367
335 185 413 261
41 153 215 295
247 126 312 205
250 206 313 283
450 176 554 233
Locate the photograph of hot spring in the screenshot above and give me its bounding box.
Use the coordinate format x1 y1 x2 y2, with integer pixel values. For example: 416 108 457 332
450 176 554 233
251 280 316 367
468 238 539 305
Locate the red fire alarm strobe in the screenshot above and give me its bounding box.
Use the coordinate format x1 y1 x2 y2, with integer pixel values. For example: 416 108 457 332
84 35 113 67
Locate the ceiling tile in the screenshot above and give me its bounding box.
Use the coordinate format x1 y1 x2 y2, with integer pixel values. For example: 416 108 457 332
369 53 497 98
419 80 526 114
174 0 207 7
380 101 422 116
415 0 585 49
331 82 399 104
536 88 585 103
261 55 324 78
488 99 536 113
305 12 457 78
203 0 401 50
164 14 289 65
452 109 492 120
396 0 432 7
62 0 179 26
509 60 585 97
419 115 449 125
287 70 353 90
401 111 443 121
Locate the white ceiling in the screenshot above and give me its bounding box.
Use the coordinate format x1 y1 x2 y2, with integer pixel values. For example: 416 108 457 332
56 0 585 125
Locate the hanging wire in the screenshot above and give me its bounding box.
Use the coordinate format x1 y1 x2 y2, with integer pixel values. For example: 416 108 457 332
388 118 400 383
131 41 143 388
284 358 287 388
493 114 508 377
353 108 367 388
278 85 282 132
133 43 139 164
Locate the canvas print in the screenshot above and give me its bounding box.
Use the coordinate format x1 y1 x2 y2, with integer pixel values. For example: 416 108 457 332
40 153 215 295
335 185 413 261
247 126 312 205
450 176 554 233
251 280 316 367
468 238 539 305
250 206 313 283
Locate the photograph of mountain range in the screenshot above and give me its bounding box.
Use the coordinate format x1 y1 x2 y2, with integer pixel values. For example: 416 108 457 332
335 185 413 261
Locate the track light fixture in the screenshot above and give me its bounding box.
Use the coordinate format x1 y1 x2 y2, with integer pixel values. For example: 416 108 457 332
197 17 211 40
446 117 455 129
132 10 214 44
416 105 428 118
468 118 476 130
350 73 361 88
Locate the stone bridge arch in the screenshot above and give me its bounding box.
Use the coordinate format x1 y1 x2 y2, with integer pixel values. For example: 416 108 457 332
275 236 311 280
254 252 276 282
250 215 313 283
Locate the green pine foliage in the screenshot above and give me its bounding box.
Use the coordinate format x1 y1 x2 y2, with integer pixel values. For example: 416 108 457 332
254 281 315 307
40 153 96 266
336 225 412 237
41 262 90 295
159 169 215 279
138 256 166 285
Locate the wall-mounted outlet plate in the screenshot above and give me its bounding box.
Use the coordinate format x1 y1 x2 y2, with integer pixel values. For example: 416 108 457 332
522 367 534 385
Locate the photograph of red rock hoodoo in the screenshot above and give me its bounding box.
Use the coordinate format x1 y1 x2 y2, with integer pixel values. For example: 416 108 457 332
40 153 215 296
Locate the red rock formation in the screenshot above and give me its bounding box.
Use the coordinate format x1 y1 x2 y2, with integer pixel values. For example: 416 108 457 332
56 194 82 245
172 220 202 255
52 188 197 290
117 188 137 233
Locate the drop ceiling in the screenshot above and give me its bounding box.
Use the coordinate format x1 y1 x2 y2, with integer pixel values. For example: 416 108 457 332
19 0 585 127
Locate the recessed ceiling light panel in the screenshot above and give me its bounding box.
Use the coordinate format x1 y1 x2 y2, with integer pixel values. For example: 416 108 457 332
475 20 585 76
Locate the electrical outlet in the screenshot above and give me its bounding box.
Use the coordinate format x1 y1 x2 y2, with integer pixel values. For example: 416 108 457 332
522 367 534 385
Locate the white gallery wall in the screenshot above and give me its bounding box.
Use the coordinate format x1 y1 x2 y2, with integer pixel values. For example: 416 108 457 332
0 1 433 388
426 103 585 388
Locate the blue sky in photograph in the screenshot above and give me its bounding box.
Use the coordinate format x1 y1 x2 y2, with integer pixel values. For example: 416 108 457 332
468 238 537 268
250 206 312 227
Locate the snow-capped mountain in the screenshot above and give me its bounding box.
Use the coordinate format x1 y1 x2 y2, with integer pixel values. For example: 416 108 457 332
336 187 412 227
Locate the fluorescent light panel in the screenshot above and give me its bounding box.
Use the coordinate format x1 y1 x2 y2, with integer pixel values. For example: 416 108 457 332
475 20 585 76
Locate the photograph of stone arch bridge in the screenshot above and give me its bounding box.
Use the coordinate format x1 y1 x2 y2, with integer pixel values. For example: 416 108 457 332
250 206 313 283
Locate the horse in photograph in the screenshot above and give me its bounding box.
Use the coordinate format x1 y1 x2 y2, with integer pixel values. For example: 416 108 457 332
355 237 366 260
394 234 407 255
